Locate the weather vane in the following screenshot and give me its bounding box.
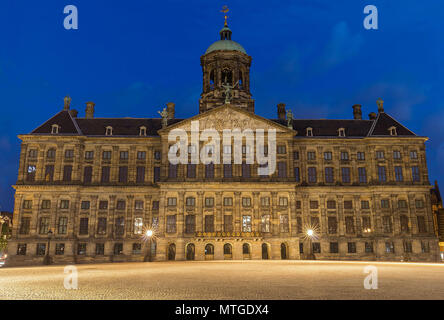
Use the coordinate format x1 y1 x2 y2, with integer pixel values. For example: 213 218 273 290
220 5 229 26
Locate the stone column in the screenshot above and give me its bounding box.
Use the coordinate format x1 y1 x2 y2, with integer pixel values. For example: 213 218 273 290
253 192 260 232
17 143 28 182
271 191 278 236
215 191 223 232
196 191 204 233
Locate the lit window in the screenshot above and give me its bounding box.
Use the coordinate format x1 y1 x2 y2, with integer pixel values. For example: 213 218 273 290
134 218 143 235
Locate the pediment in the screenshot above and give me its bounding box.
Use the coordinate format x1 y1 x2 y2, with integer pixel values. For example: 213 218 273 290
160 104 294 134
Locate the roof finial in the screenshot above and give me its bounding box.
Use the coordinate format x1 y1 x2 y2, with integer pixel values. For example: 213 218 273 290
64 96 71 110
377 98 384 113
221 5 229 27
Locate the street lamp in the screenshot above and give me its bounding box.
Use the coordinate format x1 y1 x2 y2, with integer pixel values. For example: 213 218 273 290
306 228 316 260
144 229 154 262
43 229 53 265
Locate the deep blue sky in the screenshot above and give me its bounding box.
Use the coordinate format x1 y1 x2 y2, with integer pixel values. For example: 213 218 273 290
0 1 442 212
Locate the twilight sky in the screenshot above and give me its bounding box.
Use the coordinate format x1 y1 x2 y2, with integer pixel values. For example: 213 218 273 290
0 0 442 212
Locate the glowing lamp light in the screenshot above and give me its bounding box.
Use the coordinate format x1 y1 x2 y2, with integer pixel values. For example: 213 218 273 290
307 229 314 237
146 230 153 237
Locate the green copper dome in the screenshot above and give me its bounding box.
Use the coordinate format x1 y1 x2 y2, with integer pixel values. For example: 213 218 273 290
205 23 247 55
205 40 247 54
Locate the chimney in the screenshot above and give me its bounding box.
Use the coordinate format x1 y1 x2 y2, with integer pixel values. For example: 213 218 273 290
369 112 377 120
85 102 95 119
277 103 286 120
352 104 362 120
377 98 384 113
63 96 71 111
166 102 175 120
69 109 78 118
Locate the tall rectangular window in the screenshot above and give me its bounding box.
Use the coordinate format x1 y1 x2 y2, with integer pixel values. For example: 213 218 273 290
307 152 316 160
137 151 146 160
362 216 371 232
308 167 317 183
166 215 177 233
205 163 214 179
417 216 427 233
324 152 332 160
45 165 54 182
185 215 196 233
278 162 287 178
261 214 270 233
79 218 89 235
19 217 31 234
134 217 143 235
340 152 349 160
358 167 367 183
378 166 387 182
357 152 365 160
328 217 337 234
279 214 289 233
101 166 110 183
345 216 355 234
224 164 232 178
412 166 420 182
26 165 36 182
325 167 334 183
341 167 351 183
119 166 128 183
224 215 233 233
400 215 409 233
168 164 177 178
394 166 403 182
102 151 112 160
115 217 125 235
205 215 214 233
242 215 252 232
96 243 105 255
39 217 50 234
153 167 160 182
136 166 145 183
187 164 196 178
63 165 72 182
83 166 92 183
382 216 392 233
242 163 250 178
58 217 68 234
97 217 107 235
120 151 129 160
294 167 300 182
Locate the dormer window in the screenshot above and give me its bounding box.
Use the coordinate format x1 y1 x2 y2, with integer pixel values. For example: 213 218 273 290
306 127 313 137
338 128 346 137
51 124 60 134
139 126 147 136
389 126 397 136
105 126 113 136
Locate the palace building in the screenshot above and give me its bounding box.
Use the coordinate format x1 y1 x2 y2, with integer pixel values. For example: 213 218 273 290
6 20 440 266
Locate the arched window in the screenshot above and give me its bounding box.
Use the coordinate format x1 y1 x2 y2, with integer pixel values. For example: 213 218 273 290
221 68 232 85
209 70 215 90
306 127 313 137
223 243 232 255
139 126 147 136
51 124 60 134
242 243 250 254
186 243 195 260
388 126 397 136
205 243 214 255
105 126 113 136
238 70 243 89
338 128 346 137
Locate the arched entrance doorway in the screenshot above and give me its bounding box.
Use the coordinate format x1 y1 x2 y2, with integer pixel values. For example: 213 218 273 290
205 244 214 260
281 243 288 259
262 243 269 260
186 243 195 261
242 243 251 260
223 243 232 260
167 243 176 261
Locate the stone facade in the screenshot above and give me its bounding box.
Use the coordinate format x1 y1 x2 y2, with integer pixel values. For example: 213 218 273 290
5 22 440 266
